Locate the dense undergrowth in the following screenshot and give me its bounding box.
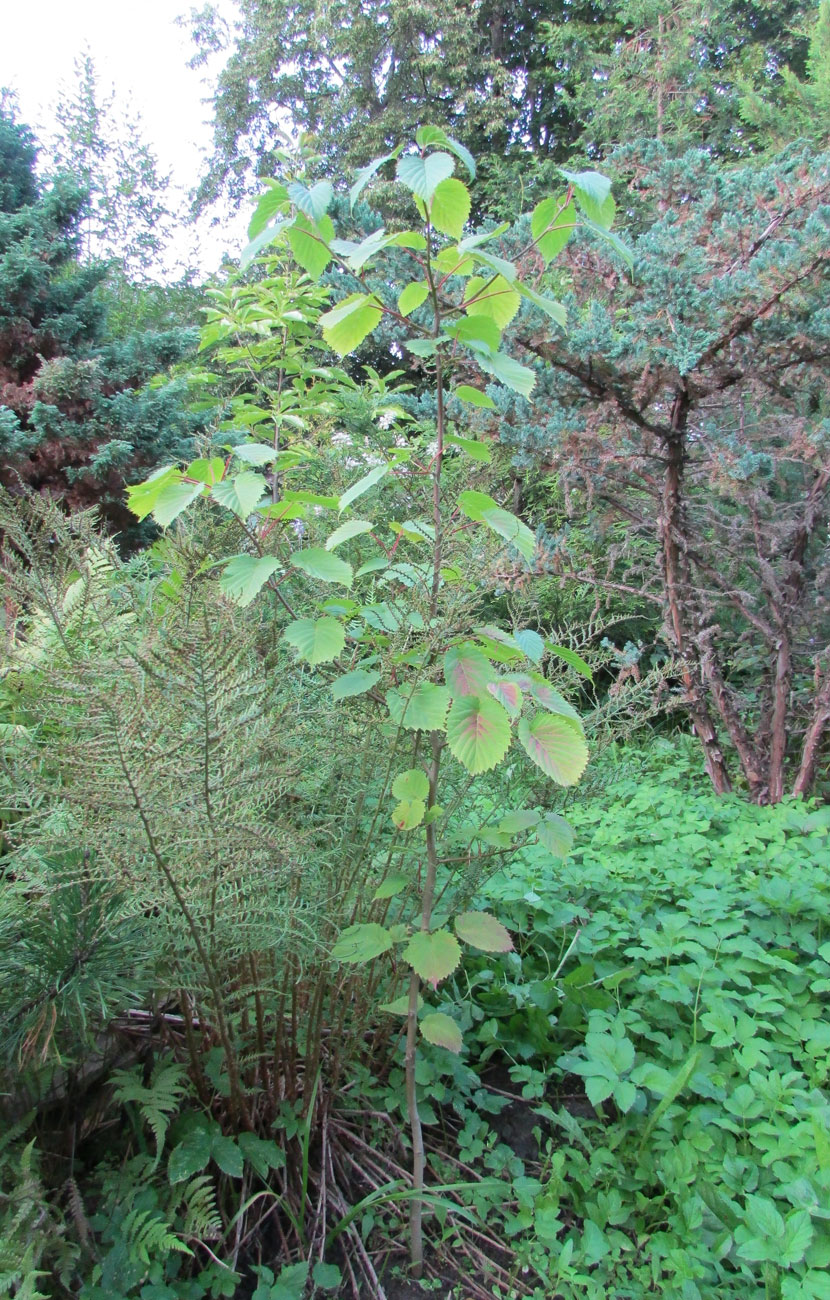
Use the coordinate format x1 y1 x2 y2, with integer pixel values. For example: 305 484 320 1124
460 740 830 1298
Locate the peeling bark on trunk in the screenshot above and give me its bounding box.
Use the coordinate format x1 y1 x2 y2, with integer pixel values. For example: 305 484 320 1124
659 409 732 794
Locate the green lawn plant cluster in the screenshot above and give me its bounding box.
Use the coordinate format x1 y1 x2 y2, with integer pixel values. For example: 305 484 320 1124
429 738 830 1299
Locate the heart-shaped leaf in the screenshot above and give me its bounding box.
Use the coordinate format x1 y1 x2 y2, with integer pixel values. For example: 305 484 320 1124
531 195 576 263
537 812 575 858
397 151 455 202
220 555 280 606
283 616 345 666
429 177 471 239
211 471 268 517
320 293 383 356
403 930 462 986
446 694 511 774
398 281 430 315
386 683 451 731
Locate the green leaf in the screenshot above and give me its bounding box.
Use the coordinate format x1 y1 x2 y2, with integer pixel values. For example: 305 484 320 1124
287 213 334 280
446 694 511 774
455 910 514 953
457 489 499 521
464 274 521 329
248 182 290 238
526 678 582 724
560 169 614 228
331 923 393 964
373 874 409 901
514 629 545 663
396 151 454 202
168 1128 212 1183
398 281 430 316
497 810 540 834
334 227 426 271
480 507 537 562
287 179 333 222
211 1135 243 1178
320 292 383 356
386 683 451 731
450 314 502 352
350 151 398 209
445 433 491 462
331 668 381 700
429 177 471 239
211 471 268 517
392 769 430 800
547 642 593 680
469 248 518 282
339 463 389 512
379 991 422 1014
290 547 353 589
187 456 225 485
537 813 575 858
454 384 496 409
219 555 280 606
240 217 290 269
127 465 179 520
403 930 462 986
486 678 523 718
420 1012 463 1053
406 337 439 357
433 245 475 276
476 351 536 397
444 643 495 697
516 280 567 328
518 714 589 786
392 798 426 830
151 477 206 528
355 556 389 577
531 195 576 263
325 519 373 550
312 1262 342 1291
238 1133 285 1178
283 616 345 665
231 443 278 467
583 219 635 269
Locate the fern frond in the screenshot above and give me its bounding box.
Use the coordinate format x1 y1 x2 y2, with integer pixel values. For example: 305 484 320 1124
177 1174 222 1241
111 1060 190 1164
121 1206 193 1265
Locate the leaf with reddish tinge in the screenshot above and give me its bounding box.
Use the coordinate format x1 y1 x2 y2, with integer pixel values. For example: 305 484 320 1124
487 678 523 718
518 714 589 786
446 694 511 774
444 643 495 697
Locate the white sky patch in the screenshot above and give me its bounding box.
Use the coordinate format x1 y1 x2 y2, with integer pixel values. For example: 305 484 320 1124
0 0 247 277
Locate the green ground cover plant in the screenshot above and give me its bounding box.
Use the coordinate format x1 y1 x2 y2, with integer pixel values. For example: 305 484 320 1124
433 738 830 1299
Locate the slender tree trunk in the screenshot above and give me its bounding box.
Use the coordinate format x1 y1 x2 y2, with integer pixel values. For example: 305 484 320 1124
659 410 732 793
793 663 830 797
